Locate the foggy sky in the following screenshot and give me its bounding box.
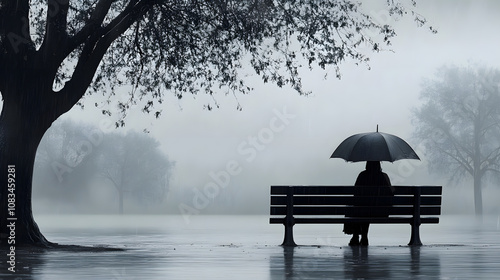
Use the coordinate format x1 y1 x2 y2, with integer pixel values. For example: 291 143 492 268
35 0 500 216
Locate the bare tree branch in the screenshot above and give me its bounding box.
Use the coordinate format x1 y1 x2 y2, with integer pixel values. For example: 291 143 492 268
40 0 70 68
57 0 152 115
66 0 115 55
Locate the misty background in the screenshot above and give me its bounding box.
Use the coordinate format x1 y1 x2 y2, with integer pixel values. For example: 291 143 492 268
32 1 500 216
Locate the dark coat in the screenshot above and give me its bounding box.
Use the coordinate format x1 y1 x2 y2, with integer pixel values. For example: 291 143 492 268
343 161 393 235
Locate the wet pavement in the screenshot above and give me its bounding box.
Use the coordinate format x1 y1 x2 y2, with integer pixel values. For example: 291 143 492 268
1 215 499 279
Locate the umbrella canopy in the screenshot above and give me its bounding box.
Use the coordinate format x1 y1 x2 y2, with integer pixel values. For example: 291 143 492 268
330 131 420 162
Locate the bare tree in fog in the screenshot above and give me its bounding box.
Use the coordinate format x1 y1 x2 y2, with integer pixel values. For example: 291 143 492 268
34 120 102 210
34 120 173 214
0 0 433 246
413 65 500 216
96 132 173 215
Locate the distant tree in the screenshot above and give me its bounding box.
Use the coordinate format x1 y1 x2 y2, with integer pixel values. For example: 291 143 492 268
412 65 500 215
96 131 172 215
0 0 433 246
34 120 173 214
34 120 100 210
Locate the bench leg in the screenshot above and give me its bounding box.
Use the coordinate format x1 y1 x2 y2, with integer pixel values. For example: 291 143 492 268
282 223 297 247
282 187 296 246
408 223 422 246
409 189 423 246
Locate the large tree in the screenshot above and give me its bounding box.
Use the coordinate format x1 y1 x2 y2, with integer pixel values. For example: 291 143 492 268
0 0 431 246
413 65 500 216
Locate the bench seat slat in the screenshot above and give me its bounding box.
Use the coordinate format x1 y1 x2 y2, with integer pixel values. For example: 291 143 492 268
270 196 442 206
271 185 442 195
270 217 440 224
271 206 441 216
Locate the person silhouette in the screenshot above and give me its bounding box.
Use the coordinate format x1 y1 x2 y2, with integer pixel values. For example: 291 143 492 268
343 161 392 246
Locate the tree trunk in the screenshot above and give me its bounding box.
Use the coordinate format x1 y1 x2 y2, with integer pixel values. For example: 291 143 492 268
472 120 483 217
119 189 124 215
473 172 483 216
0 100 56 247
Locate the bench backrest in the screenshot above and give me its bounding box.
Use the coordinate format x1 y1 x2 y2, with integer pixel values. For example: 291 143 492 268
270 186 442 217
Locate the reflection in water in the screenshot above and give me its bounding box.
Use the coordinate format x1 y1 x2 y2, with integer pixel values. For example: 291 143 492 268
0 215 498 279
0 246 139 280
270 245 440 279
343 246 440 279
0 248 47 280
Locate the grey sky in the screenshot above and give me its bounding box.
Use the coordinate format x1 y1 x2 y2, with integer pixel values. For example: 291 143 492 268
50 0 500 216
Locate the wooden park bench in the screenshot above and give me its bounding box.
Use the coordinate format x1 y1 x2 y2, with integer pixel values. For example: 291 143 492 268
270 185 442 246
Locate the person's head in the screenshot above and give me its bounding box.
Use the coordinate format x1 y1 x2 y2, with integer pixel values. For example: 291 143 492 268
366 161 381 171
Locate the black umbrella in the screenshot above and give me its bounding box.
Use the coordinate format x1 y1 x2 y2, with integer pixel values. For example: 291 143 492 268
330 128 420 162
